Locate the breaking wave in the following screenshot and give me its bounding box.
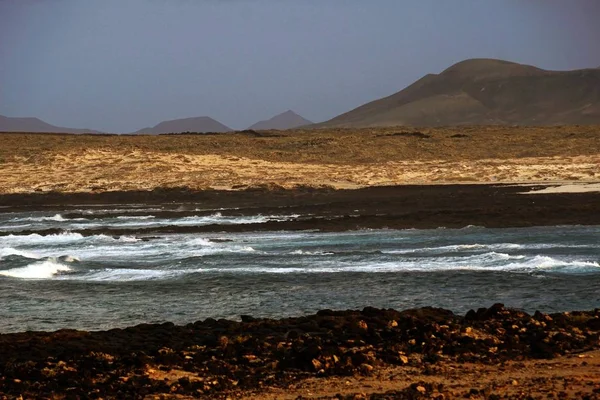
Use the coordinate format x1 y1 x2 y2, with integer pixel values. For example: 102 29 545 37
11 214 88 222
76 268 184 282
0 232 145 246
0 247 42 260
0 259 72 279
187 255 600 275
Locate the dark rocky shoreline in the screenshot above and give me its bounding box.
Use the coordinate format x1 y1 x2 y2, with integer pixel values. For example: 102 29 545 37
2 185 600 398
2 184 600 234
1 304 599 399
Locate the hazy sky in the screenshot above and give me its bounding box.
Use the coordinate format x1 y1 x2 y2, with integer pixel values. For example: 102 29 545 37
1 0 599 132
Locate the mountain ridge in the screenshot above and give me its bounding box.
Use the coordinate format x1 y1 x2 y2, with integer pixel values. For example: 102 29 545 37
133 116 233 134
313 58 600 127
0 114 102 134
248 110 313 130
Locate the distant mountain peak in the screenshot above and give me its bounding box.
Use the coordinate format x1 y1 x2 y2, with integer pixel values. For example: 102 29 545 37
248 110 313 130
134 116 232 134
314 58 600 128
440 58 544 80
0 114 101 134
444 58 523 70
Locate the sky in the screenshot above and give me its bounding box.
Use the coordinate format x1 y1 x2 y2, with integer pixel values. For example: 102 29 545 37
1 0 599 133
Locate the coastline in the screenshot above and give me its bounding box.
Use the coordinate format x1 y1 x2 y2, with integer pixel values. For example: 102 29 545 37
2 129 600 398
1 304 598 399
2 184 600 233
2 190 600 398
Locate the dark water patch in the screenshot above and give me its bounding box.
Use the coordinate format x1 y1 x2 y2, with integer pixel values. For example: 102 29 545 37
1 266 599 332
2 185 600 230
1 208 599 333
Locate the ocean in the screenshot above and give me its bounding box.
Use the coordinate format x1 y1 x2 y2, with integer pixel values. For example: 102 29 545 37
0 205 599 333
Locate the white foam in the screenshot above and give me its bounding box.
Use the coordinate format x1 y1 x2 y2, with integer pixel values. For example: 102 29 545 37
189 245 257 257
79 268 183 282
184 237 257 256
10 214 89 223
17 213 66 222
0 224 33 231
21 253 595 282
47 214 66 222
0 232 145 247
0 247 42 260
116 215 155 220
0 259 72 279
457 244 488 250
187 254 599 275
118 236 141 243
77 207 164 215
177 213 281 226
58 255 81 263
515 243 593 250
67 213 296 230
384 243 523 254
289 249 334 256
501 255 600 273
0 232 86 246
3 212 298 233
486 252 525 260
187 238 216 247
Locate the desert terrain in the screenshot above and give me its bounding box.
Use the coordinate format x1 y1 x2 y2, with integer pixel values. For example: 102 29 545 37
0 126 598 194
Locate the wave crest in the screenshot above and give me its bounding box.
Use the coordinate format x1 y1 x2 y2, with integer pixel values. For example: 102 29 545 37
0 259 72 279
0 247 42 260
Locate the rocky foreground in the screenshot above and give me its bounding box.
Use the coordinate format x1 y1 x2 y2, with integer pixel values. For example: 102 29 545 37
1 304 599 399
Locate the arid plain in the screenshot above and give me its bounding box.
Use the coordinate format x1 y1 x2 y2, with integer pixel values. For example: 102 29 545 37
0 125 599 194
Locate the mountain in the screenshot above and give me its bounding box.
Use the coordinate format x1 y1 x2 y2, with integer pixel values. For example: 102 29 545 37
0 114 101 133
314 58 600 127
134 116 232 134
248 110 313 130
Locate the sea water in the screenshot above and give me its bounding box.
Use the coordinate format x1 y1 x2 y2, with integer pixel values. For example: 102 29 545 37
0 206 598 333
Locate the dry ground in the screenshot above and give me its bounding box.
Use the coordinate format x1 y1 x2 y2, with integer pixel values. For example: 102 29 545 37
234 350 600 399
139 350 600 399
0 126 598 193
139 351 600 399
